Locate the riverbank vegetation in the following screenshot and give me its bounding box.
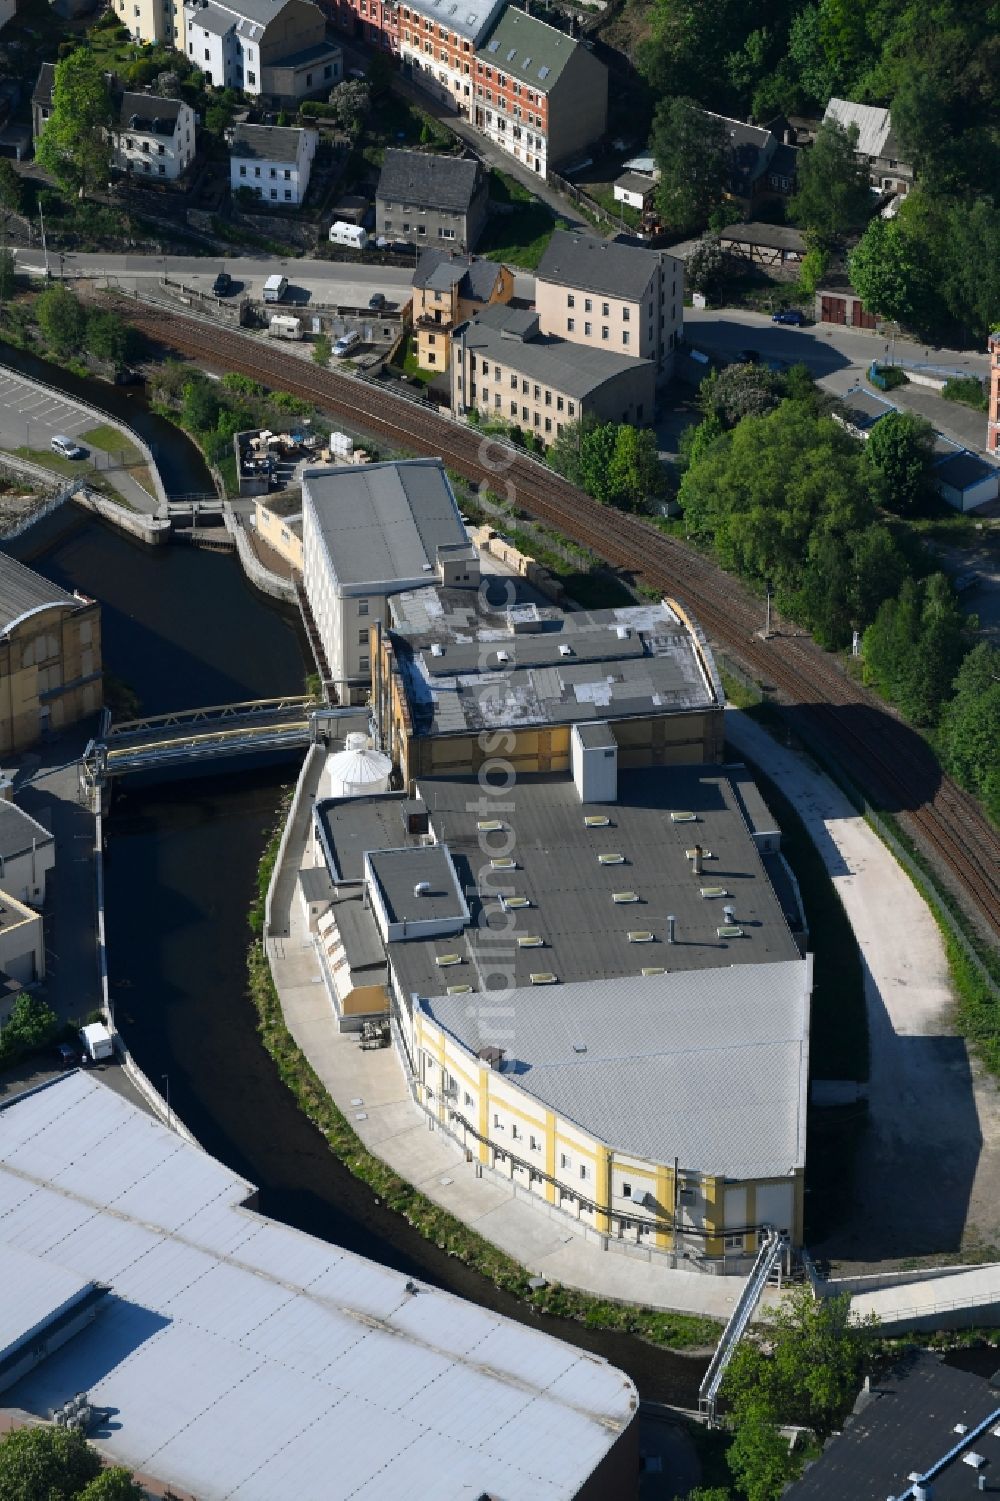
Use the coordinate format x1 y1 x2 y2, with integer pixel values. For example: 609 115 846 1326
246 813 720 1352
0 281 137 381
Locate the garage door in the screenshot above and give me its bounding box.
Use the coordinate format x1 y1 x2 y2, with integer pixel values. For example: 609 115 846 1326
820 296 847 324
852 300 877 329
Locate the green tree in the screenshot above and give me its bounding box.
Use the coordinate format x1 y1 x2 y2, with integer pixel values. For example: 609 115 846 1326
688 1490 732 1501
938 197 1000 341
577 421 618 502
786 4 841 106
0 1426 101 1501
313 333 332 365
0 248 16 306
726 1398 794 1501
699 363 782 427
36 284 86 357
651 97 728 234
938 643 1000 822
847 214 929 325
85 308 129 367
686 234 727 295
78 1467 146 1501
36 50 114 197
798 243 829 297
863 574 970 726
790 119 872 240
327 79 371 132
864 409 933 514
606 425 664 512
0 159 24 220
182 377 220 433
847 523 908 627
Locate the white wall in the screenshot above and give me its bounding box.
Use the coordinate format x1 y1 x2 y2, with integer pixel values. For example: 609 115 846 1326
115 103 196 181
230 130 317 206
0 840 55 906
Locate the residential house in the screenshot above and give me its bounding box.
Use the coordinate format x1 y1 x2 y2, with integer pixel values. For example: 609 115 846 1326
180 0 341 100
0 552 102 756
30 64 55 144
534 228 683 381
229 122 317 205
0 799 55 908
410 247 513 371
376 149 488 252
452 303 656 441
473 8 607 177
300 459 473 697
112 0 172 44
0 0 16 29
823 98 913 196
115 93 196 180
253 491 303 570
702 110 798 212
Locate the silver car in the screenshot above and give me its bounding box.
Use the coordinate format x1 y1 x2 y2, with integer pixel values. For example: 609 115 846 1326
51 434 84 459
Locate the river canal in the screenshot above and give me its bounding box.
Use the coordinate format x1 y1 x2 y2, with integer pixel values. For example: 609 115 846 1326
28 511 708 1407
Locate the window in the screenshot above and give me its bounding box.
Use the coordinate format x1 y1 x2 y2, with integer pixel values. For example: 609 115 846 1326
602 302 609 316
584 322 591 336
567 293 575 308
601 326 608 341
567 401 575 417
622 306 630 322
533 411 540 427
270 189 277 200
622 1182 632 1198
270 167 277 178
511 1123 519 1140
521 406 528 421
247 70 255 84
464 1091 473 1107
204 47 209 59
324 64 332 78
359 656 370 672
493 1112 502 1128
544 416 551 433
254 166 261 177
579 1164 590 1181
556 395 564 412
427 352 436 364
239 164 247 177
418 225 426 234
305 72 313 85
284 189 292 200
560 1152 571 1170
567 316 576 336
533 384 540 399
493 364 501 379
358 628 370 645
529 1134 538 1151
584 298 592 312
158 163 166 175
357 599 369 616
544 390 551 406
510 373 517 389
284 168 291 180
510 400 517 415
622 331 630 346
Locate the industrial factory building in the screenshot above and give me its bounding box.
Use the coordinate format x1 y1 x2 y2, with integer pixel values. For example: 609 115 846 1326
0 1072 639 1500
306 723 811 1271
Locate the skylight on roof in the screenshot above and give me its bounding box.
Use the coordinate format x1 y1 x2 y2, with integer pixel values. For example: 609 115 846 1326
671 811 697 822
584 814 610 827
503 895 531 909
641 966 666 976
598 852 625 865
717 924 744 939
517 935 544 948
436 953 463 966
612 891 638 903
522 55 531 67
700 886 728 898
478 819 504 832
488 38 499 51
491 856 516 869
447 983 473 995
530 972 557 984
627 931 654 943
538 64 550 78
506 46 517 60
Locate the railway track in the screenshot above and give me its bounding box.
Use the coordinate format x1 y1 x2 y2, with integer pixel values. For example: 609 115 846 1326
122 301 1000 946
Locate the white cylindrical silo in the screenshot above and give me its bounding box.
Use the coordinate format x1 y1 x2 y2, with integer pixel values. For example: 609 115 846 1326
325 732 392 800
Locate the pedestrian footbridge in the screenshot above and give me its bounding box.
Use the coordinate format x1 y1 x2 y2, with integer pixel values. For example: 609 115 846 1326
81 697 362 789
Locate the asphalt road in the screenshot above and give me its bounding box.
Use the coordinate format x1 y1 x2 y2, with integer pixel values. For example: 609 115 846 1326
14 249 537 306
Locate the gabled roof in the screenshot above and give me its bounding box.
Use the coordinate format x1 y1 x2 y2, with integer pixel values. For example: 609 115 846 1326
413 248 502 301
377 149 483 214
0 553 80 638
535 228 677 301
230 122 313 161
184 0 286 29
0 802 53 863
119 92 184 133
408 0 505 46
823 97 896 158
460 301 654 399
31 62 55 109
475 7 588 92
718 221 806 252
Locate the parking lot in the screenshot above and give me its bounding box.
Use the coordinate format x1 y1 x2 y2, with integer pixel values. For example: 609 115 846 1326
0 371 99 456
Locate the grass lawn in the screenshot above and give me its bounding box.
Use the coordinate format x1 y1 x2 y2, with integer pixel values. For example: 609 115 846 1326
81 424 142 464
479 171 565 270
12 447 139 506
396 332 435 386
582 182 641 230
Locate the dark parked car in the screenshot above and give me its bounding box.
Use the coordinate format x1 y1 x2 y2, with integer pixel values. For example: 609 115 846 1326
54 1041 77 1069
213 271 233 297
772 308 807 325
738 348 761 364
368 291 387 311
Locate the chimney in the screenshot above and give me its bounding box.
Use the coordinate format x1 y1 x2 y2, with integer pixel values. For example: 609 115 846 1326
0 772 12 802
666 915 676 944
691 844 703 877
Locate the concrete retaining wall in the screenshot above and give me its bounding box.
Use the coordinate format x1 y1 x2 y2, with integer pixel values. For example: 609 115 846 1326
264 742 324 937
226 508 298 602
73 490 171 544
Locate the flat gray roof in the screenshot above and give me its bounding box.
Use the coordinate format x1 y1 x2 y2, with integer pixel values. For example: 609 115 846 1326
423 958 811 1178
0 1072 636 1501
728 762 780 840
315 792 413 883
935 451 996 490
535 228 680 301
388 588 722 736
302 460 468 591
0 552 80 638
367 844 466 930
460 303 653 399
838 387 895 430
371 764 801 1006
0 802 53 862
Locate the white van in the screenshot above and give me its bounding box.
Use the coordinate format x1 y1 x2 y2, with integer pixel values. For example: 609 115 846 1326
268 314 303 340
51 434 84 458
332 330 362 358
262 274 289 303
329 221 368 251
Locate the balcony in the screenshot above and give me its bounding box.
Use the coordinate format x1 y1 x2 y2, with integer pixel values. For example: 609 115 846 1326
415 313 455 333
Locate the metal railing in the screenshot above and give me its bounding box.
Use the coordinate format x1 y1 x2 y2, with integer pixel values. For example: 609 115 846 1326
699 1229 785 1425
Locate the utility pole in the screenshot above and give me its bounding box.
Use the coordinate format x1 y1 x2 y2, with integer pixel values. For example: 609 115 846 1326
38 203 49 278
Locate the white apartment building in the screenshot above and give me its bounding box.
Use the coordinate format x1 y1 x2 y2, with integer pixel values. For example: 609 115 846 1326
534 228 684 381
301 460 473 697
115 93 196 180
183 0 341 100
229 122 317 205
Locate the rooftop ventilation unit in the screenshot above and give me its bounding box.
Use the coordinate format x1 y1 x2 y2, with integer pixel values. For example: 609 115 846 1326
666 914 676 943
506 46 517 59
503 895 530 909
717 924 744 939
584 814 611 828
522 55 531 67
529 972 557 984
964 1454 986 1469
430 642 444 657
700 886 727 899
616 625 630 639
496 649 511 664
478 819 504 832
435 952 462 966
572 1041 587 1053
558 643 573 656
490 855 516 869
641 966 666 976
627 931 654 943
447 983 473 995
612 891 638 903
538 64 550 78
671 810 697 823
517 935 544 948
954 1426 969 1435
723 904 736 923
598 852 625 865
414 880 432 897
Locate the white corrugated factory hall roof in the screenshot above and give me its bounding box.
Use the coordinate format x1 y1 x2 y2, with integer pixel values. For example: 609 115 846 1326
0 1073 636 1501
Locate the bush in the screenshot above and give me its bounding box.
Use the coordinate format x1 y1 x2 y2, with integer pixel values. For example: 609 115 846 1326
0 992 59 1066
942 376 987 410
